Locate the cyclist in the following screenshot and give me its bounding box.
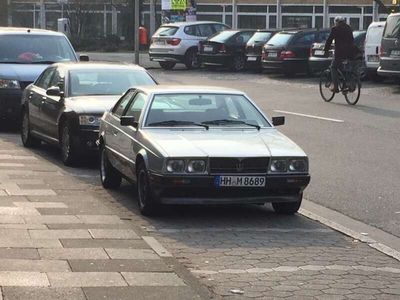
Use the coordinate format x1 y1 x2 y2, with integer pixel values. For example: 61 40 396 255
324 16 357 92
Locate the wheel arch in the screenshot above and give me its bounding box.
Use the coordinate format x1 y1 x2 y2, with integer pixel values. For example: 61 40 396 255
135 149 149 176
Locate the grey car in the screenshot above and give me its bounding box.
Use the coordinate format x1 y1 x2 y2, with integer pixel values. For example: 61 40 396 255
99 86 310 216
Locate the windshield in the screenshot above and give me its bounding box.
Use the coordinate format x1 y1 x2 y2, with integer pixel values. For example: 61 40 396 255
248 32 273 44
0 34 76 63
145 93 270 128
266 33 293 46
209 31 239 42
383 15 400 38
69 69 155 97
154 26 179 37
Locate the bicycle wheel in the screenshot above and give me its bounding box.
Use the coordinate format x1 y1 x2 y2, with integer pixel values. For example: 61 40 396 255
344 73 361 105
319 69 335 102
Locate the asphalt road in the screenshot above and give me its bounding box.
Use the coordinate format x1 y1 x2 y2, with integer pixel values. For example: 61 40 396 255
147 68 400 238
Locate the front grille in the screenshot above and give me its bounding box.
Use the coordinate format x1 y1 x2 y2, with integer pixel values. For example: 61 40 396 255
209 157 269 174
20 81 32 90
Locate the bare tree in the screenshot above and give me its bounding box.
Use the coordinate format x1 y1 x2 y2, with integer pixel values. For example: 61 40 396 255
64 0 95 44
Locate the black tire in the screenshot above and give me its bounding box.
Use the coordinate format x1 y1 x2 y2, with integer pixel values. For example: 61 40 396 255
99 143 122 189
137 162 160 216
60 121 80 166
159 61 176 70
319 69 335 102
272 193 303 215
184 48 200 69
21 108 41 148
230 55 246 72
344 73 361 105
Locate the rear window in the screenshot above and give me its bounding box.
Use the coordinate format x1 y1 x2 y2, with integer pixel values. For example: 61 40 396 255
154 26 179 37
247 32 273 44
266 33 294 46
366 26 384 43
383 15 400 38
209 31 239 42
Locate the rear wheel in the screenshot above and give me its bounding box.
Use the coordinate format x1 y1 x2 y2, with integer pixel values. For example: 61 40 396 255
21 108 41 148
159 61 176 70
344 73 361 105
184 48 200 69
272 193 303 215
137 162 160 216
319 69 335 102
99 143 122 189
230 55 246 72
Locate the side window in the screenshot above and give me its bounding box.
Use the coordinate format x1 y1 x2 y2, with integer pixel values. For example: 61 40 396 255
49 69 64 89
112 90 135 117
293 33 316 46
212 24 228 33
318 31 330 42
235 32 253 44
184 25 199 36
124 92 146 121
197 24 214 37
35 68 55 90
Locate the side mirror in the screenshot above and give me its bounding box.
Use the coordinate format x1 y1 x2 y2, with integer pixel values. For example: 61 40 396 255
46 86 64 97
79 54 89 62
272 116 285 126
120 116 138 128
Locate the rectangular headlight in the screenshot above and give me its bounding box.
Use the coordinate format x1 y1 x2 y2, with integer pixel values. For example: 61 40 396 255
270 159 287 172
288 158 308 173
79 115 100 126
187 160 206 173
0 79 20 89
166 159 185 173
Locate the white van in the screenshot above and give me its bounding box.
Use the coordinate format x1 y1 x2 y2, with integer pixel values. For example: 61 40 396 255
364 21 385 81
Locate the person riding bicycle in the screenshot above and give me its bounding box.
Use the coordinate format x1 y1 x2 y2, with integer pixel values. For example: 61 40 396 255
324 16 358 92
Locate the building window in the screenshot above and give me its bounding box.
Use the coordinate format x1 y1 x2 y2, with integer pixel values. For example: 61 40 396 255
197 14 223 23
363 16 373 30
238 5 267 13
364 6 373 14
197 5 223 13
282 16 312 28
281 6 313 14
315 6 323 14
238 15 266 29
225 15 232 27
315 16 323 28
269 15 276 29
269 6 277 13
329 6 362 14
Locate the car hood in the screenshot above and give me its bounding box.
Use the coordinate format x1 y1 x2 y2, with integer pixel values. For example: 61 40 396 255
0 63 49 82
144 129 306 158
66 95 122 114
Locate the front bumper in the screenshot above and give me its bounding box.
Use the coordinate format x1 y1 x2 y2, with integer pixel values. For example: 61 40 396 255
0 89 22 121
262 59 308 74
148 173 310 205
77 127 99 150
199 53 232 66
149 53 185 63
377 66 400 77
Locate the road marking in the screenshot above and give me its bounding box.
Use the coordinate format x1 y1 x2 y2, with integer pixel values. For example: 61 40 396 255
273 110 344 123
143 236 173 257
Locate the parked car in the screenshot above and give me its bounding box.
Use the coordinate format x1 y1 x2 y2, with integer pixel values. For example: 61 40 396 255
99 85 310 216
262 28 330 76
378 13 400 80
364 22 385 81
309 30 366 75
149 21 229 70
20 63 156 166
245 30 276 71
0 27 85 123
199 30 257 71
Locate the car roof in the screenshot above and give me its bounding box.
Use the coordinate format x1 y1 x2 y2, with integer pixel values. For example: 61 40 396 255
52 62 146 71
0 27 66 36
134 85 245 95
279 28 330 34
368 21 386 27
161 21 225 27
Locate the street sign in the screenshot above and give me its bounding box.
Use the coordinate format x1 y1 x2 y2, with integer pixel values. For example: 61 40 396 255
161 0 187 10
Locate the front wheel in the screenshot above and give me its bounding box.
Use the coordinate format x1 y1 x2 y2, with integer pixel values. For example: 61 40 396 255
159 61 176 70
60 121 80 166
21 109 41 148
184 48 200 69
99 143 122 189
319 69 335 102
137 162 160 216
272 193 303 215
344 73 361 105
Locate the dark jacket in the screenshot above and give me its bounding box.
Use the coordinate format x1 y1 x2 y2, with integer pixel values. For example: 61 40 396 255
324 22 357 59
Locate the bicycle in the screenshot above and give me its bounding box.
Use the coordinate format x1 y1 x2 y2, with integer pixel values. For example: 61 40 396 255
319 60 361 105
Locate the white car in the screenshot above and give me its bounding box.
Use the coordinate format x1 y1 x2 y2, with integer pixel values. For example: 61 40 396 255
365 21 385 81
149 21 229 70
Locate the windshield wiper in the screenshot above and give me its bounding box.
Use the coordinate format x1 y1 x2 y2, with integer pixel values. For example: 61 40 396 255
202 119 260 130
148 120 209 130
30 60 57 64
0 61 25 64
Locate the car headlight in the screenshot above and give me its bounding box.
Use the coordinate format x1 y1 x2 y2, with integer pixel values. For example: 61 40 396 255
0 79 20 89
166 159 185 173
270 159 287 172
288 159 308 173
187 160 206 173
79 115 100 126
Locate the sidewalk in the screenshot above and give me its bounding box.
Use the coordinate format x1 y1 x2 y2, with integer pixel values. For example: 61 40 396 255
0 134 204 299
83 52 160 69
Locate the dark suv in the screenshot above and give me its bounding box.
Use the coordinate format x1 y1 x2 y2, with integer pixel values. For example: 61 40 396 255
378 13 400 79
262 28 330 76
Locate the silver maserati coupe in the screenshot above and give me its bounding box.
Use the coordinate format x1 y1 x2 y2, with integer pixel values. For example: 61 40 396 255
98 86 310 216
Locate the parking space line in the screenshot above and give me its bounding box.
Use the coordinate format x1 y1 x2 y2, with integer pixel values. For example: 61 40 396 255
273 110 344 123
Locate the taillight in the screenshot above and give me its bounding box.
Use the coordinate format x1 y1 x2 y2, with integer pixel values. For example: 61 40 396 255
261 50 266 60
219 44 226 53
280 50 296 59
379 46 383 56
166 38 181 46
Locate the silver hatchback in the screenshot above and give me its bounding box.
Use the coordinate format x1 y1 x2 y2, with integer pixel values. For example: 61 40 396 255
149 21 229 70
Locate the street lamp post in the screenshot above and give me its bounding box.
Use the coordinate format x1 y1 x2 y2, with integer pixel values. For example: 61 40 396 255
232 0 237 29
150 0 156 36
134 0 140 64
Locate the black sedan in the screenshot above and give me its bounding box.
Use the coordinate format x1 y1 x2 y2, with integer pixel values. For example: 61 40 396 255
245 30 276 71
199 29 256 72
20 63 156 166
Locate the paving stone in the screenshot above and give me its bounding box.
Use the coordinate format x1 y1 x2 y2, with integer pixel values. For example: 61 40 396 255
0 207 40 215
0 271 49 286
0 224 47 229
27 196 98 202
0 249 40 260
29 229 91 239
68 259 171 272
23 215 81 224
105 249 159 260
47 223 132 230
122 272 186 287
2 287 86 300
0 239 62 248
47 272 127 287
60 239 149 249
37 207 113 215
0 229 30 239
89 229 140 239
39 248 109 260
77 215 123 224
0 259 70 272
13 202 67 208
0 215 24 224
6 190 57 196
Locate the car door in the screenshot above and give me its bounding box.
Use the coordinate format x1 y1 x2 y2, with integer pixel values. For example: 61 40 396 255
231 31 254 55
40 67 65 140
28 67 56 134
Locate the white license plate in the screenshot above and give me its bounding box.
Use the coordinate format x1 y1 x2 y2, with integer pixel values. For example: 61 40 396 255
154 40 165 45
215 176 266 187
247 56 257 61
204 46 213 52
268 52 277 58
368 55 379 62
391 50 400 56
314 50 325 56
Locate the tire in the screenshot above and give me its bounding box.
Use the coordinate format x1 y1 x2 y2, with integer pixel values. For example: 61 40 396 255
230 55 245 72
99 143 122 189
272 193 303 215
159 61 176 70
137 162 160 216
344 73 361 105
319 69 335 102
60 121 80 166
184 48 200 69
21 108 41 148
